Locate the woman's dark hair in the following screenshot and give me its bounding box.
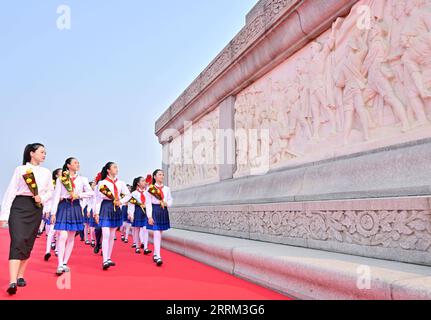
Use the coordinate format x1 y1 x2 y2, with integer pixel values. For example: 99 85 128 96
23 143 45 165
62 157 76 172
131 177 143 192
101 162 115 180
52 168 62 180
152 169 163 185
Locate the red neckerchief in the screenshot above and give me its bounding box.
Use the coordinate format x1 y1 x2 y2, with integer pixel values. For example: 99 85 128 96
105 177 119 200
71 175 77 192
137 188 146 204
155 184 164 200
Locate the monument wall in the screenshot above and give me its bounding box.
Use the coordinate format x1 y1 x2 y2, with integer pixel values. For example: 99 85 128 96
155 0 431 266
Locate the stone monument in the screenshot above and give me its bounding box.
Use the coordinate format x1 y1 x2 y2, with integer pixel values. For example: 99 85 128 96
154 0 431 298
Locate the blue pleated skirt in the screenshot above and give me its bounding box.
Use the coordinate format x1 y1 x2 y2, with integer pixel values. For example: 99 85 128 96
54 199 84 231
99 200 122 228
132 205 147 228
122 205 131 224
146 204 170 231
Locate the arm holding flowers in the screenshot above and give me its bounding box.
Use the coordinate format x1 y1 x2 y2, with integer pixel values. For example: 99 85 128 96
93 182 103 224
165 187 173 208
145 190 154 225
127 200 135 223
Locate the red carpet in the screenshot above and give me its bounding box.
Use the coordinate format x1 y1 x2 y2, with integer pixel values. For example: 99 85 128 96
0 229 289 300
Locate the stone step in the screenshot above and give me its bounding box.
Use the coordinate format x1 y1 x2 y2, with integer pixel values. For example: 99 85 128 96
154 229 431 300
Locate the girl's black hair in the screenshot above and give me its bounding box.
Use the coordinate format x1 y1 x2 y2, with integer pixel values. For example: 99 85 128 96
131 177 143 192
152 169 163 185
23 143 45 165
62 157 76 172
101 162 115 180
52 168 62 181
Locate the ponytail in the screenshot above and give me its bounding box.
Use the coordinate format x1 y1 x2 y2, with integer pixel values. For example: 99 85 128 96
131 177 143 192
22 143 45 165
101 162 115 180
152 169 163 185
62 157 76 172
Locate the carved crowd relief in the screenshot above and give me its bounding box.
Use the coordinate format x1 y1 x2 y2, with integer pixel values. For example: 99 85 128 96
234 0 431 176
167 109 220 190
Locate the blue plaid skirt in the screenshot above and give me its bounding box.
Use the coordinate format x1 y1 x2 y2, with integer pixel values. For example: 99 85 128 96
146 204 170 231
54 199 84 231
131 205 147 228
99 200 122 228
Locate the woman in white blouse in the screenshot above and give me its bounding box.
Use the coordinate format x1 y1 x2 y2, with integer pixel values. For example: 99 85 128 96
50 157 94 276
0 143 54 295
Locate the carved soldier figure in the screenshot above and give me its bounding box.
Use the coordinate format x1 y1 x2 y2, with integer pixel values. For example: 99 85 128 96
363 20 410 132
335 33 370 143
400 0 431 125
309 37 337 139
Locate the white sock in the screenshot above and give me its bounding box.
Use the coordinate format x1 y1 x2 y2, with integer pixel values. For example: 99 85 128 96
63 231 76 265
154 231 162 258
45 224 52 254
108 228 116 259
57 231 68 267
133 228 140 247
102 227 111 263
140 227 149 249
125 224 131 239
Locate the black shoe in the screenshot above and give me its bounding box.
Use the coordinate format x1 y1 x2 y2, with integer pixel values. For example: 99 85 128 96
51 242 56 250
124 239 129 244
140 244 145 249
44 253 51 261
94 246 100 254
17 278 27 287
108 260 116 267
121 235 125 241
103 262 110 270
131 244 137 249
144 249 152 255
6 283 17 295
91 240 95 248
156 258 163 267
153 255 158 263
85 240 90 245
135 249 141 254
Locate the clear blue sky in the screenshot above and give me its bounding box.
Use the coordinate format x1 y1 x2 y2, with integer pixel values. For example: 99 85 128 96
0 0 257 196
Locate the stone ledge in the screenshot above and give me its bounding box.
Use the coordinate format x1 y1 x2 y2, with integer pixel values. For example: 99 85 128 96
157 229 431 300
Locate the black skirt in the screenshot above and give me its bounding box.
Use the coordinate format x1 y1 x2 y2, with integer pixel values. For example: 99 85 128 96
8 196 43 260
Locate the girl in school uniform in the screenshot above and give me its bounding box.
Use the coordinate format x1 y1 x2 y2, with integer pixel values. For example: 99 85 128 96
0 143 54 295
146 169 173 267
120 184 132 244
128 176 152 255
43 168 62 262
51 157 94 276
93 162 131 270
